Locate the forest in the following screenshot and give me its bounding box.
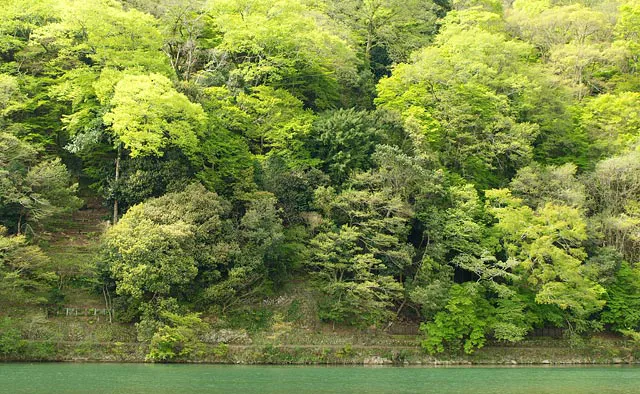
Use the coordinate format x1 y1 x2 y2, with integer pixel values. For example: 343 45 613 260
1 0 640 361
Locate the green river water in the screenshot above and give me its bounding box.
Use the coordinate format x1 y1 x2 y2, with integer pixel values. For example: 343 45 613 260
1 363 639 393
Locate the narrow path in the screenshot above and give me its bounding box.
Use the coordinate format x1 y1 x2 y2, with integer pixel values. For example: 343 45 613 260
21 340 574 351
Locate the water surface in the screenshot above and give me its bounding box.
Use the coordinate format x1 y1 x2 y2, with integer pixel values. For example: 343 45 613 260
1 363 639 393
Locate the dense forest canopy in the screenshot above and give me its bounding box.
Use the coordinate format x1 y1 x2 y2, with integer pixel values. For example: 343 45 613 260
2 0 640 358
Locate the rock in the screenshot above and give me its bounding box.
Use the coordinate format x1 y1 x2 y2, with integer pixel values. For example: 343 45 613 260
363 356 392 365
510 360 517 365
612 358 624 364
542 360 551 364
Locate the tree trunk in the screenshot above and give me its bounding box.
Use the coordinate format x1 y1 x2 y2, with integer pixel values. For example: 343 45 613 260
113 144 121 225
103 284 113 324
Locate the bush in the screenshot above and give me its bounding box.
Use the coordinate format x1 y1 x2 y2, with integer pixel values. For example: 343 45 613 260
212 343 229 358
421 283 491 355
226 307 273 332
146 312 209 362
23 341 56 359
0 318 25 355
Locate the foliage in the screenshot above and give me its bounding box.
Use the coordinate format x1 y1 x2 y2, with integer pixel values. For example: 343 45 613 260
309 163 416 327
324 0 442 79
581 92 640 160
0 227 57 305
587 152 640 262
510 163 586 209
601 262 640 331
4 0 640 351
376 11 540 187
0 134 82 233
0 318 25 355
146 311 209 362
421 283 492 354
104 183 283 321
486 189 606 331
205 0 359 109
104 73 206 159
307 109 405 184
235 86 314 165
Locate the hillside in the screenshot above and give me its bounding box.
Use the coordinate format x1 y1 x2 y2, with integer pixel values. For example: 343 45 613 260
2 0 640 362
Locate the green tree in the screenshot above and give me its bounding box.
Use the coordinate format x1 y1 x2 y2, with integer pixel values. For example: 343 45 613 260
307 109 405 184
197 85 314 171
324 0 441 78
196 86 256 196
310 223 404 327
376 11 540 186
235 86 314 165
125 0 213 81
33 0 173 149
510 163 586 209
0 134 82 233
104 73 206 159
102 73 206 221
486 189 606 332
508 1 624 98
587 152 640 263
205 0 359 109
104 202 199 301
421 282 492 354
310 183 413 327
104 183 230 311
18 0 186 222
580 92 640 160
104 184 284 318
260 156 328 224
0 74 21 125
0 226 56 305
109 149 194 215
601 262 640 331
615 0 640 85
146 311 209 362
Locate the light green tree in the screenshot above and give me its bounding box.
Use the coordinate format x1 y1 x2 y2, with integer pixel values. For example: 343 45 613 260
510 163 586 209
104 73 206 159
580 92 640 159
204 0 359 108
0 226 56 305
421 282 493 354
235 86 314 165
486 189 606 332
376 12 540 186
104 184 284 319
146 311 209 362
508 1 626 98
615 0 640 82
102 73 206 221
587 152 640 263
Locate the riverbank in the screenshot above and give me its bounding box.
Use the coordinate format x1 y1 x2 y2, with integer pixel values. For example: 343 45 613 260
3 298 639 366
2 310 639 365
2 337 639 365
